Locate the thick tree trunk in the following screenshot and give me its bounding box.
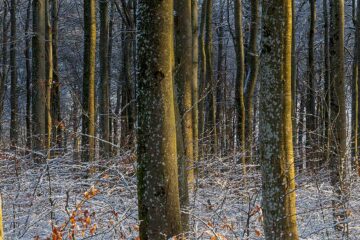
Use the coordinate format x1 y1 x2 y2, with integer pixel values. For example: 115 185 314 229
32 0 47 163
136 1 183 238
81 0 97 163
329 0 348 231
259 1 299 239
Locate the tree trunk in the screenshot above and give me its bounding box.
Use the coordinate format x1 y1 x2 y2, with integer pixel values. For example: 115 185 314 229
9 0 18 149
259 1 299 239
25 0 32 152
32 0 47 163
234 0 246 172
306 0 316 167
51 0 63 155
99 0 111 158
329 0 348 232
136 0 183 238
81 0 97 163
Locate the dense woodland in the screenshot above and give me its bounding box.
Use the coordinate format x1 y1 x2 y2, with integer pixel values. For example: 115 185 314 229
0 0 359 239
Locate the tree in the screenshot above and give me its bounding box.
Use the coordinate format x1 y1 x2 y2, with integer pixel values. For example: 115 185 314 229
329 0 348 231
51 0 63 155
136 0 183 238
99 0 111 157
306 0 316 168
82 0 96 163
9 0 18 149
259 0 299 238
25 0 32 151
244 0 260 162
234 0 246 171
32 0 47 162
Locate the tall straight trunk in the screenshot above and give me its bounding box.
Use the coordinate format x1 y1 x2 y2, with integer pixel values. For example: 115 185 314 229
108 1 114 155
292 0 297 134
355 0 360 175
259 1 299 239
216 1 224 155
51 0 63 154
45 0 53 154
198 0 207 158
9 0 18 149
329 0 348 231
244 0 259 162
25 0 32 151
99 0 111 157
0 1 8 142
205 0 217 155
306 0 316 166
234 0 246 171
32 0 47 162
136 0 183 238
192 0 199 169
323 0 331 166
82 0 96 163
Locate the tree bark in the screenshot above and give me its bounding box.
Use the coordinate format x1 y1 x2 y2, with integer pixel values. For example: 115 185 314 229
81 0 97 163
259 1 299 238
136 1 183 238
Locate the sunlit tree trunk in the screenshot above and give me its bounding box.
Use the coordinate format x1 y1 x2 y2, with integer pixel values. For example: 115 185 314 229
234 0 246 171
259 1 299 238
81 0 96 163
192 0 199 171
32 0 47 162
136 0 183 238
9 0 18 149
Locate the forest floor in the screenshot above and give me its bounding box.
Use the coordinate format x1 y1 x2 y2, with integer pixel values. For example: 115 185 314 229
0 150 359 239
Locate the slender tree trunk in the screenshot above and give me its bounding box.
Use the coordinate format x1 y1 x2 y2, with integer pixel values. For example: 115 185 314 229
192 0 199 171
82 0 97 163
137 0 183 238
306 0 316 167
292 0 297 139
234 0 246 171
0 1 8 143
32 0 47 163
329 0 348 232
9 0 18 149
99 0 111 158
355 0 360 175
244 0 259 163
25 0 32 152
259 1 299 238
45 0 53 155
198 0 207 159
51 0 63 155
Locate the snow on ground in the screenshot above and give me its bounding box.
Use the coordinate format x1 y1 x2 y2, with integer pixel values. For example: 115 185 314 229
0 151 359 239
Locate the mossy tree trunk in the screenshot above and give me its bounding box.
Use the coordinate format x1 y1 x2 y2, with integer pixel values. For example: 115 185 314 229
136 0 183 238
259 1 299 239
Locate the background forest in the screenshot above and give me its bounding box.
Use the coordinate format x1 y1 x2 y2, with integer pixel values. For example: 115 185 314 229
0 0 358 239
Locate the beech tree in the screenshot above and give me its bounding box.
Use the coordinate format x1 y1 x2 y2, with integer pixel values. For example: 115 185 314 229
259 0 299 238
136 0 183 238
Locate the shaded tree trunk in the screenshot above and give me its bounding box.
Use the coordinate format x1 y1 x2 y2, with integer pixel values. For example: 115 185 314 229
25 0 32 152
